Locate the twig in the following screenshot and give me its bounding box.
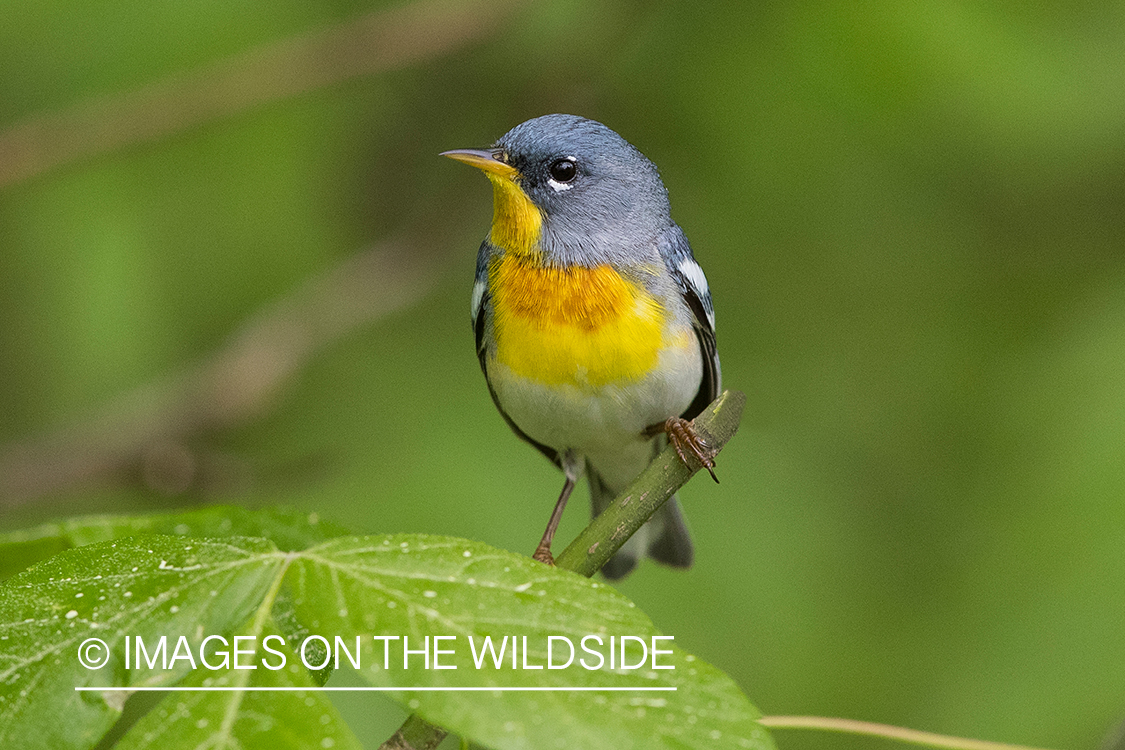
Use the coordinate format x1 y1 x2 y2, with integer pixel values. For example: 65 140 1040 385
379 390 747 749
0 240 437 506
758 716 1062 750
554 389 746 576
0 0 525 189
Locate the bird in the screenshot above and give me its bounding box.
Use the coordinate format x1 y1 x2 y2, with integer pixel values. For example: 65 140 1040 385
442 114 720 579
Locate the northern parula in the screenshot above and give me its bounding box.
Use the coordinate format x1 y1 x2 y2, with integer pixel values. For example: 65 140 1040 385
442 114 720 579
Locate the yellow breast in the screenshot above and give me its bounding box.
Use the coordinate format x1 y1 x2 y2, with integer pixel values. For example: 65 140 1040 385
489 255 672 387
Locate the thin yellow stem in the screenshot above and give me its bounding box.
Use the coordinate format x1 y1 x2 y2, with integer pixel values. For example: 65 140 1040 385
758 716 1061 750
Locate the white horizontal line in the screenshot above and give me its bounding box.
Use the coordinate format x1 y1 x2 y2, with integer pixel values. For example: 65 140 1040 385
75 686 676 692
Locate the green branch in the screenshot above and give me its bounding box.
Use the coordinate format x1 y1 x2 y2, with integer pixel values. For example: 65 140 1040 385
377 389 747 749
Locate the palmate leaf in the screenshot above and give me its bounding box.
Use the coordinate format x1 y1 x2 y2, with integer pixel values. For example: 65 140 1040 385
0 536 284 750
0 514 773 750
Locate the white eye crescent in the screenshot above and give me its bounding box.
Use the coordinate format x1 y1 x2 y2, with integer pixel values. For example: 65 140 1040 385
547 156 577 191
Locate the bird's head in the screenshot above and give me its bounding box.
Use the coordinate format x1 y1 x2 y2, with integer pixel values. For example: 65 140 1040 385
442 114 672 265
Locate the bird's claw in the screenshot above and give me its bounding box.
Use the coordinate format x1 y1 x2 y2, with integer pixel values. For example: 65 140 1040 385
664 416 719 483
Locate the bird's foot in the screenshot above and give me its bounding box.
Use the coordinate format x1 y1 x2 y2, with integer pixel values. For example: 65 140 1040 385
663 416 719 483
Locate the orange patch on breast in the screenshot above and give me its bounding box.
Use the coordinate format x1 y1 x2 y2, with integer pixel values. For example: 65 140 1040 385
489 256 669 387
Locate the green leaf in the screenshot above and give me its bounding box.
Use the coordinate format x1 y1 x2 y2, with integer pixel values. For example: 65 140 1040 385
0 506 347 581
289 534 774 750
115 621 362 750
0 535 284 750
1 523 771 750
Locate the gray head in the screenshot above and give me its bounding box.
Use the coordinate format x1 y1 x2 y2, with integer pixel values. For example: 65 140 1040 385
495 114 672 262
443 115 674 264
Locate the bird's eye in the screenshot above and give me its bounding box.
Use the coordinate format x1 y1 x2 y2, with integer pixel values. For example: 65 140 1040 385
548 158 577 183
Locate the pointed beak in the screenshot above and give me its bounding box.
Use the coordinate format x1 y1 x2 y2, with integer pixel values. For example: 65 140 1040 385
440 148 519 178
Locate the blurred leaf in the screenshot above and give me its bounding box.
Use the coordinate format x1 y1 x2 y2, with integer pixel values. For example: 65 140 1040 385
0 505 347 580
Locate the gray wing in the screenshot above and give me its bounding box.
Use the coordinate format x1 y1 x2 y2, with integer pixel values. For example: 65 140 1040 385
471 241 562 467
659 225 721 421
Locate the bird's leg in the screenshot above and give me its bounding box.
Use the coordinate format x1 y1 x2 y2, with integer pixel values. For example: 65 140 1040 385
533 454 581 566
648 416 719 483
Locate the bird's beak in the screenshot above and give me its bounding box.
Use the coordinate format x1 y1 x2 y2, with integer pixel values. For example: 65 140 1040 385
442 147 540 254
440 148 519 179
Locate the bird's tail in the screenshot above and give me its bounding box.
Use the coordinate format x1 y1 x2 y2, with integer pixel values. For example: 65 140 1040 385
588 463 695 580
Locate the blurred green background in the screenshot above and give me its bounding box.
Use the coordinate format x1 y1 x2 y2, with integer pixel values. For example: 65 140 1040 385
1 0 1123 748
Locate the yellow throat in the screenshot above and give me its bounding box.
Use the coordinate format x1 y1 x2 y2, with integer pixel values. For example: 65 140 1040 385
486 172 542 257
